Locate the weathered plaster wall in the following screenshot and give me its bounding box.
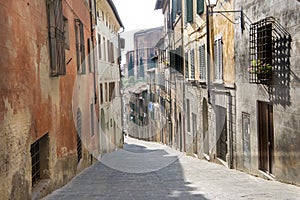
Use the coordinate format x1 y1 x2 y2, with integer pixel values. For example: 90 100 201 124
234 0 300 185
0 0 95 199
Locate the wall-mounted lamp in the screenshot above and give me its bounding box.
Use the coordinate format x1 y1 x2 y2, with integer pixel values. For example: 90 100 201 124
205 0 218 8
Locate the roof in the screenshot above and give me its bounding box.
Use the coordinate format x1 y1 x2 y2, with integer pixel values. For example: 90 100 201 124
107 0 124 29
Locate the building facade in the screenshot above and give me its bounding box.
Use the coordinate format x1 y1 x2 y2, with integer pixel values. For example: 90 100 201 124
0 0 98 199
234 0 300 185
95 0 124 156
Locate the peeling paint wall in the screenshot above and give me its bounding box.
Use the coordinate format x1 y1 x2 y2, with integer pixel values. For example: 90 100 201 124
0 0 95 199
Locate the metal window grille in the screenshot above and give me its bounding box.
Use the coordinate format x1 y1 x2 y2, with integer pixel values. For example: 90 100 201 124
190 49 195 79
199 44 206 82
249 17 291 87
47 0 66 76
249 17 275 84
31 140 40 186
77 108 82 163
214 38 223 82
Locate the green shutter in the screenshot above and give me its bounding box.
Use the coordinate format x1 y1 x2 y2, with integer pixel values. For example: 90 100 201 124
172 0 176 22
197 0 204 15
187 0 193 23
177 0 182 14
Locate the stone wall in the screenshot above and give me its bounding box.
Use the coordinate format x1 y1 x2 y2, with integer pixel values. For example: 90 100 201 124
234 0 300 185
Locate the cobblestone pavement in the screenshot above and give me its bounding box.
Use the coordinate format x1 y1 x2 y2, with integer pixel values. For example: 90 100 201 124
44 137 300 200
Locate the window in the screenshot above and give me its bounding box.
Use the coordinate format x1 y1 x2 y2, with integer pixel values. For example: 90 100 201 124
63 16 70 50
105 83 108 102
76 108 82 163
186 0 193 23
87 38 91 72
185 52 189 79
98 34 101 60
31 134 49 187
197 0 204 15
199 44 206 82
172 0 176 22
214 37 223 82
31 140 40 186
190 49 195 79
100 83 103 104
103 37 106 61
187 99 190 132
107 40 110 63
75 19 85 74
249 18 275 84
177 0 182 14
47 0 66 76
90 103 94 136
109 82 115 101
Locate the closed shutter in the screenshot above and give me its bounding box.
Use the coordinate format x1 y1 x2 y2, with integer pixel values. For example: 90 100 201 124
47 0 66 76
184 0 188 25
79 21 85 73
214 38 223 82
187 0 193 23
185 52 189 79
172 0 176 22
177 0 182 14
75 19 85 74
190 49 195 79
98 34 101 60
197 0 204 15
199 44 206 81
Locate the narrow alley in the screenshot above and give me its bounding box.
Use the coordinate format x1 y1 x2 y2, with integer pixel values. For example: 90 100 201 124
44 137 300 200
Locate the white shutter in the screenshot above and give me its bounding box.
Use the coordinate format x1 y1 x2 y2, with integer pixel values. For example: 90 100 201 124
199 44 206 82
190 49 195 79
214 37 223 82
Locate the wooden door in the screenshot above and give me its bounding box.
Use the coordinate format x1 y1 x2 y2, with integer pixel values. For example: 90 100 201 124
258 101 274 174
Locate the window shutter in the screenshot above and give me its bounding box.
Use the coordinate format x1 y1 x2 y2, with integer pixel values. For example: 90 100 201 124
190 49 195 79
80 22 85 73
197 0 204 15
214 38 223 81
184 0 187 25
187 0 193 23
177 0 182 14
199 44 206 81
170 50 176 70
87 38 91 72
98 34 101 60
47 0 66 76
185 52 189 79
172 0 176 22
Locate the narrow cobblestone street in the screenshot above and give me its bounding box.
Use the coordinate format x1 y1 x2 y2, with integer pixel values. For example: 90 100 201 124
44 137 300 200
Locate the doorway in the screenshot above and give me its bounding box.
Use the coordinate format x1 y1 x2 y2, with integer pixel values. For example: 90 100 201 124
216 106 228 162
258 101 274 174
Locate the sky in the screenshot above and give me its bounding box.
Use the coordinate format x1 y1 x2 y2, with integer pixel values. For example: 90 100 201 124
112 0 164 32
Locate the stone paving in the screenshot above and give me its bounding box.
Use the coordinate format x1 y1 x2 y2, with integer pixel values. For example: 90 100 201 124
44 137 300 200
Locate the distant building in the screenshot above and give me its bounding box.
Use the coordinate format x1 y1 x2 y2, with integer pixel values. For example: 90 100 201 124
95 0 124 154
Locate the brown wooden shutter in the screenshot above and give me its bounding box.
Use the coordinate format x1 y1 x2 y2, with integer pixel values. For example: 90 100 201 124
47 0 66 76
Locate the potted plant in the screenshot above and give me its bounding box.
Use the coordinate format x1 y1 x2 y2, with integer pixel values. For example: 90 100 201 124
248 59 273 82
